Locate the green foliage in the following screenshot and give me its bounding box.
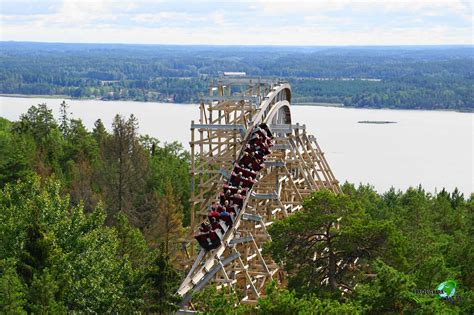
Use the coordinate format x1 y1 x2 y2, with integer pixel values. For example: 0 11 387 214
1 104 472 313
0 105 193 313
0 259 26 314
145 250 181 314
148 140 191 225
353 260 418 313
255 282 362 315
266 189 393 297
0 176 176 312
266 184 472 314
0 117 35 185
192 286 242 315
1 42 472 110
192 282 362 315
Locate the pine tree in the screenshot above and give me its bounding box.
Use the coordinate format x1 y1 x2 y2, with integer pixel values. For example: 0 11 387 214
98 114 150 227
144 250 180 314
0 259 26 314
146 181 184 257
92 119 107 145
58 100 70 137
267 189 392 296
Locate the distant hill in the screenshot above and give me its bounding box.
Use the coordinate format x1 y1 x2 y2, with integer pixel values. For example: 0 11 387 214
0 41 472 110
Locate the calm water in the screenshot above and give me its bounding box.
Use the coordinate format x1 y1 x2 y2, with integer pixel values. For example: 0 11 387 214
1 96 472 195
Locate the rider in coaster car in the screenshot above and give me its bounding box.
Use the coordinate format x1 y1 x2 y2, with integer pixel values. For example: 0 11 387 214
219 210 232 227
235 164 257 179
232 190 245 207
199 222 210 233
258 123 274 139
208 209 220 222
239 151 253 166
229 172 241 187
211 220 223 232
209 201 218 212
254 143 271 155
223 200 231 212
226 201 238 214
252 126 267 138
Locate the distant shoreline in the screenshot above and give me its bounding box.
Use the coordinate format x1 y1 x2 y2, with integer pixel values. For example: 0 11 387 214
0 93 72 99
1 94 472 113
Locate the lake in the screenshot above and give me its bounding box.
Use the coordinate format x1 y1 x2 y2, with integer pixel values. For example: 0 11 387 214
1 96 472 195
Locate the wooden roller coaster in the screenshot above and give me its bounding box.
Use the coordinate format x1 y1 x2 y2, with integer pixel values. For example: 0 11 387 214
178 76 340 311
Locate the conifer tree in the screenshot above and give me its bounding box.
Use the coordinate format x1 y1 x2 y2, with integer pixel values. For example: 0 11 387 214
98 114 150 226
144 250 181 314
146 181 184 257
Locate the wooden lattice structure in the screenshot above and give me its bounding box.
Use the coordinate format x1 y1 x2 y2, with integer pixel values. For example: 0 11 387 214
178 76 340 310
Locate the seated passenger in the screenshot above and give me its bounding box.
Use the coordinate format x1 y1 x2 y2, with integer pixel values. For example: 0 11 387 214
252 127 267 139
220 210 232 227
235 165 257 179
223 184 238 194
239 152 254 167
211 220 223 232
208 231 221 249
222 200 232 213
194 233 211 249
259 123 274 138
199 222 210 233
226 202 238 214
246 160 264 172
209 201 218 212
244 144 258 154
232 191 245 207
241 176 257 188
230 171 246 187
249 134 267 148
253 150 266 160
255 144 271 155
208 209 220 222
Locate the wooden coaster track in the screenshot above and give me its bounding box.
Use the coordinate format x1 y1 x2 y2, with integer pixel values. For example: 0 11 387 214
178 76 340 310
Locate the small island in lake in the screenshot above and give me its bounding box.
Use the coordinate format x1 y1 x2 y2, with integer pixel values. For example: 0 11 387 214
358 120 397 124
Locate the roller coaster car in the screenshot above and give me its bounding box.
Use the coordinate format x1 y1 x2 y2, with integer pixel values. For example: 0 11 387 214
220 212 232 227
258 123 274 139
249 135 269 148
256 145 271 155
195 230 221 250
238 154 256 168
223 184 249 195
208 210 220 221
195 219 230 249
229 172 244 187
226 204 238 214
244 147 266 161
220 192 230 204
231 194 245 207
234 165 257 179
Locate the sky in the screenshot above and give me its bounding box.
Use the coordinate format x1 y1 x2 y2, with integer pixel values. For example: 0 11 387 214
0 0 472 45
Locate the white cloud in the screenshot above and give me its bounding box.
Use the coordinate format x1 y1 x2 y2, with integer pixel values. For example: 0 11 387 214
0 0 472 44
2 21 471 45
131 12 198 24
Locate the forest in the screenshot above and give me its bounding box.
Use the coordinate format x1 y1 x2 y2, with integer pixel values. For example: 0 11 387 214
0 103 473 314
0 42 473 111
